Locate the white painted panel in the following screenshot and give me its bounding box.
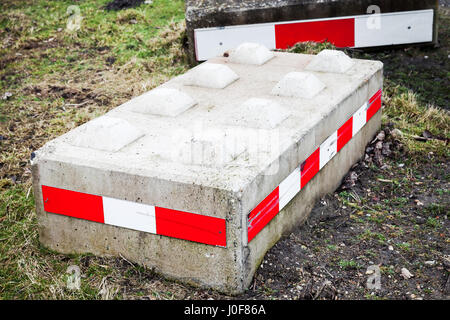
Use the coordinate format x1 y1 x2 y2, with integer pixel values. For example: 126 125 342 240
103 197 156 234
279 167 301 210
355 10 434 47
352 102 367 137
194 24 276 61
319 131 338 170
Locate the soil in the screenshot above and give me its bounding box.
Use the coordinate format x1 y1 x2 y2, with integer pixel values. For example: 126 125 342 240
238 126 450 300
104 0 146 11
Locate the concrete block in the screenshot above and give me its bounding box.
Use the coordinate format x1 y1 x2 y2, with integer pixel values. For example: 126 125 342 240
32 49 383 294
186 0 439 62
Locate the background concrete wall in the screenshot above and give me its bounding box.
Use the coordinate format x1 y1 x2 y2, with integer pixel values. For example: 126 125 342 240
186 0 439 63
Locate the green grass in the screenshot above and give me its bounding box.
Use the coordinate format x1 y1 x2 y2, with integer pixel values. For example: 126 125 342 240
337 259 362 270
0 0 189 300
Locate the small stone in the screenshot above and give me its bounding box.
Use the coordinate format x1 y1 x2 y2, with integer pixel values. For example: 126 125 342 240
401 267 414 279
391 128 403 139
424 260 436 266
2 92 12 100
388 245 394 251
376 131 385 141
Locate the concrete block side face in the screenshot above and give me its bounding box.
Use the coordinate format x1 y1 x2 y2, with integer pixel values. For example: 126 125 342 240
32 160 247 294
69 117 144 152
244 109 382 285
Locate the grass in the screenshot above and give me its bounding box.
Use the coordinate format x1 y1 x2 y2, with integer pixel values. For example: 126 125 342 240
0 0 449 300
1 0 188 300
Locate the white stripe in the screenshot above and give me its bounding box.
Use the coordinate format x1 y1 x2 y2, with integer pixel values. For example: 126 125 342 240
194 24 276 61
279 167 301 210
103 197 157 234
319 131 338 170
352 102 367 137
355 10 434 48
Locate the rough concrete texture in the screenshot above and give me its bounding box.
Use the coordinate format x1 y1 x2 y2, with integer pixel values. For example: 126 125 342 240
185 0 439 62
32 48 383 294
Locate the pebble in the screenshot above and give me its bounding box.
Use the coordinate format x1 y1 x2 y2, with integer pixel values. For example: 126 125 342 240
401 268 414 279
424 260 436 266
391 128 403 139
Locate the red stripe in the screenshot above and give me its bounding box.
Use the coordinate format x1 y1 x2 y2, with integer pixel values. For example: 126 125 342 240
41 185 104 223
275 18 355 49
337 117 353 152
366 89 382 122
300 147 320 189
155 207 226 247
247 187 280 242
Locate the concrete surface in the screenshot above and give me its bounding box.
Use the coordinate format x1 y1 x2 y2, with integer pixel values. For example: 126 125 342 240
32 48 383 294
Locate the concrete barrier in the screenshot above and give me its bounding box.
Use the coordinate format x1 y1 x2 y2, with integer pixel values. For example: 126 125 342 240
32 46 383 294
186 0 439 62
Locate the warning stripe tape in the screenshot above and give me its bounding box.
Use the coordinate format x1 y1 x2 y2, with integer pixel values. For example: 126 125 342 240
194 9 434 61
41 185 227 247
247 89 382 242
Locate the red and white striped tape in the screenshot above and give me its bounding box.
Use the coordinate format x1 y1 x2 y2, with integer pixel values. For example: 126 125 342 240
194 9 434 61
41 185 227 247
247 89 382 242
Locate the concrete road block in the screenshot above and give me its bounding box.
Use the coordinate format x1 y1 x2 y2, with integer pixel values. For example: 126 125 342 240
186 0 439 62
32 48 383 294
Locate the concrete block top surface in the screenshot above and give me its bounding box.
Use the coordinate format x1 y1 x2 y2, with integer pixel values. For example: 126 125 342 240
34 48 382 194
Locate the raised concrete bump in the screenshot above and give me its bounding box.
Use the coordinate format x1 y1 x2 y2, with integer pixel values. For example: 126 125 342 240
226 97 290 129
305 49 355 74
69 116 144 152
126 88 197 117
228 42 274 66
271 72 326 99
183 63 239 89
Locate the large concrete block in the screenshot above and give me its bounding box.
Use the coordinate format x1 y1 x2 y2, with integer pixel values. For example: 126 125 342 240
32 48 383 294
186 0 439 62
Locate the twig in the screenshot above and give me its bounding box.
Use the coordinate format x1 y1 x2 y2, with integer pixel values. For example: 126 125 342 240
64 101 89 107
119 253 135 268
